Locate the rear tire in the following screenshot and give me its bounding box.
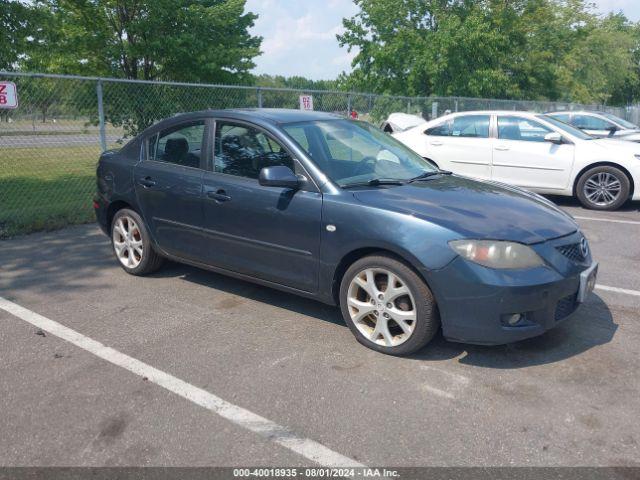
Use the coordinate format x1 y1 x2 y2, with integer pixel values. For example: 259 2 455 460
111 208 164 275
576 166 630 211
339 255 439 356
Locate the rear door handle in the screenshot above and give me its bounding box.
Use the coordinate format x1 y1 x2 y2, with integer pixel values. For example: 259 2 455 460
430 141 443 146
494 145 509 151
138 177 156 188
206 189 231 202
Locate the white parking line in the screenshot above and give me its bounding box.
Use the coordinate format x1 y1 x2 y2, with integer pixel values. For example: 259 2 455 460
596 284 640 297
0 296 363 468
420 384 455 399
573 215 640 226
419 365 470 385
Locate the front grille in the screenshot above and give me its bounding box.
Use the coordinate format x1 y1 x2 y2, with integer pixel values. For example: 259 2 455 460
555 294 578 321
556 243 586 264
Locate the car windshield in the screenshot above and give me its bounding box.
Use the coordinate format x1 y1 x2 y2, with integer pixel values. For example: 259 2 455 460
601 112 638 130
282 119 436 187
540 115 595 140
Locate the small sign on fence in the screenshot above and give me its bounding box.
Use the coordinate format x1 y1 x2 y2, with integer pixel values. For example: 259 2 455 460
299 94 313 111
0 81 18 109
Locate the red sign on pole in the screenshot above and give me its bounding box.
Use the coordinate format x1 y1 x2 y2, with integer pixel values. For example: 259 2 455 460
0 81 19 109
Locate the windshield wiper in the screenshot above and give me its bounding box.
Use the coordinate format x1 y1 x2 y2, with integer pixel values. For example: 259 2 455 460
407 170 452 183
342 178 406 188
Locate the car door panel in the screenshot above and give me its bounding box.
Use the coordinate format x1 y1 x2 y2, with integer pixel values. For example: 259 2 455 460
200 120 322 292
201 174 321 291
491 116 574 190
424 115 492 180
134 162 204 258
134 121 207 260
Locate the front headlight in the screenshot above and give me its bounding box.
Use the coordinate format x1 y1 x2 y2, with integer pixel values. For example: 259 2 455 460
449 240 545 269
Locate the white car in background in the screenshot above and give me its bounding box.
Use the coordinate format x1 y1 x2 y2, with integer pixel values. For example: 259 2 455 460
380 113 425 133
392 111 640 210
547 110 640 142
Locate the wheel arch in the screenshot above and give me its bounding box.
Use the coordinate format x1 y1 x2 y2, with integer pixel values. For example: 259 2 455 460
331 247 434 305
106 200 137 232
573 161 635 198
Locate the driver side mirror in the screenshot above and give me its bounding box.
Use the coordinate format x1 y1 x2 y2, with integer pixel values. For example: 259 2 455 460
259 166 301 189
544 132 563 145
608 125 619 135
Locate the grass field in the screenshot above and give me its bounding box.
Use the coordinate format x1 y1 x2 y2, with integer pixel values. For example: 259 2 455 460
0 145 100 238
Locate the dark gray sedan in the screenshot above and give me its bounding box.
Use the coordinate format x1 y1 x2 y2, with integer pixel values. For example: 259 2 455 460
94 109 597 355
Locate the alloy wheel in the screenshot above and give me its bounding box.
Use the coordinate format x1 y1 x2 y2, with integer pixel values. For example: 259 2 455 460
112 215 143 268
347 268 417 347
583 172 622 207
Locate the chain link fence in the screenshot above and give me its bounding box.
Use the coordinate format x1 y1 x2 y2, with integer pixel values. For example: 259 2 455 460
0 71 632 237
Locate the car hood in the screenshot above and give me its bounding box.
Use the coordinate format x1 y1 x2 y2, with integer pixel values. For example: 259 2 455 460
352 175 578 244
615 130 640 141
589 138 640 151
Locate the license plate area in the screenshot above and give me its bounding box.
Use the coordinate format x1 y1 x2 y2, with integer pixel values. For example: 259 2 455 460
577 262 598 303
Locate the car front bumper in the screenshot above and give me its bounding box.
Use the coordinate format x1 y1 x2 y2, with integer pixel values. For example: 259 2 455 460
426 234 597 345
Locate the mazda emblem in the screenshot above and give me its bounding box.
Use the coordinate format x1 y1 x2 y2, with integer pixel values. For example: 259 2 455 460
580 238 589 258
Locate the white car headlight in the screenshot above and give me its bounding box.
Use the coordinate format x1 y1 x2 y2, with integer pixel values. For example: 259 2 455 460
449 240 545 269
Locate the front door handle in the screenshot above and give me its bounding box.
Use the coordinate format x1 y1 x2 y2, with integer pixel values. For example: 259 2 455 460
138 177 156 188
430 141 443 146
494 145 510 151
206 189 231 202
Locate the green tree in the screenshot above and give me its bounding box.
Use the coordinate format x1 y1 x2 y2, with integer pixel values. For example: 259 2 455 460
32 0 262 83
556 13 638 104
337 0 640 105
13 0 263 135
1 1 54 72
254 74 341 91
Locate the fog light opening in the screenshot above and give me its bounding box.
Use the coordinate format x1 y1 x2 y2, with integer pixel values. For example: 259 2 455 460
502 313 524 326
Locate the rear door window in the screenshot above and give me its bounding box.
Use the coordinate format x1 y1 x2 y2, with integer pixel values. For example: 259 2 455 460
451 115 490 138
425 120 451 136
550 113 571 123
148 121 205 169
571 115 613 130
498 116 552 142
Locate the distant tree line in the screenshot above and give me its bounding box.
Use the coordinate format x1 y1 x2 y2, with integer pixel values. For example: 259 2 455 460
337 0 640 106
3 0 640 117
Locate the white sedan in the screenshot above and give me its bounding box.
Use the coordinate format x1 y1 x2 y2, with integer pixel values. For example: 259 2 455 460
392 110 640 210
546 110 640 142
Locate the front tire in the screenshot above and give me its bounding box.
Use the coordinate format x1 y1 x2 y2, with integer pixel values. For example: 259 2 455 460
576 166 630 211
111 208 164 275
339 255 439 356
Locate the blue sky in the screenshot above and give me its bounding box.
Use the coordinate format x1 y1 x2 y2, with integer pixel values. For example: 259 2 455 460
245 0 640 80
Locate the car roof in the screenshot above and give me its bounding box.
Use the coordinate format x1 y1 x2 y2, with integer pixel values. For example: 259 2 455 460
547 111 605 116
447 110 544 116
169 108 343 125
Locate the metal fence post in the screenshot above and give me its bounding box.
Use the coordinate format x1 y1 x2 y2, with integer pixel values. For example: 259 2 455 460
257 87 262 108
96 80 107 152
347 95 351 115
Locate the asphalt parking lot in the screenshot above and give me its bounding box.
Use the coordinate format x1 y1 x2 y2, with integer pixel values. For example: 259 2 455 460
1 197 639 467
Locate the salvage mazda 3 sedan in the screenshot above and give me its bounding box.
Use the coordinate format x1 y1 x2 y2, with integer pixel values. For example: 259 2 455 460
94 109 598 355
